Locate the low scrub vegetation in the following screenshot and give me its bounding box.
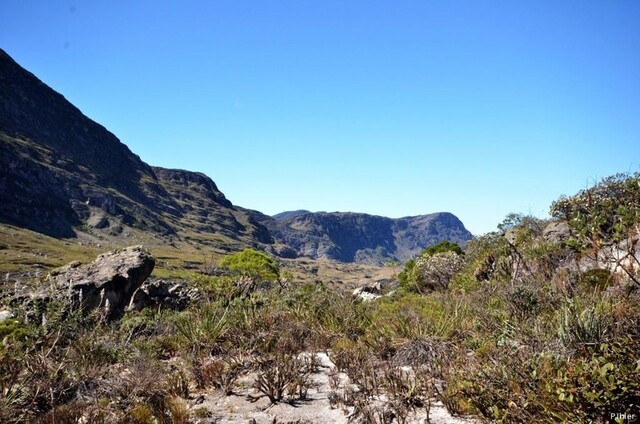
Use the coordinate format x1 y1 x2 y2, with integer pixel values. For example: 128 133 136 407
1 172 640 422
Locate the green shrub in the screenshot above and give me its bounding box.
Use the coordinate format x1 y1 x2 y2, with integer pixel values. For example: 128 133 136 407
421 240 464 257
219 248 280 282
0 319 31 348
544 339 640 422
398 241 464 292
557 298 612 351
579 268 613 291
507 285 539 320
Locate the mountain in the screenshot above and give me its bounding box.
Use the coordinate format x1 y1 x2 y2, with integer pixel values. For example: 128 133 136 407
268 211 472 264
0 48 471 264
0 48 270 247
272 210 311 221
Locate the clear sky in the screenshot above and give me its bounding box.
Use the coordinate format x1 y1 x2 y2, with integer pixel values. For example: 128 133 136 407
2 1 639 235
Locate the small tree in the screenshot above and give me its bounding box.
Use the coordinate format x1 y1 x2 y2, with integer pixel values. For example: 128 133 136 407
421 240 464 257
399 241 465 293
219 249 280 282
550 172 640 288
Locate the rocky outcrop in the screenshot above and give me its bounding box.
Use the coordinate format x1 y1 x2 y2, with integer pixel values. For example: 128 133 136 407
44 246 155 320
129 278 200 312
0 310 14 322
352 283 383 302
543 221 571 244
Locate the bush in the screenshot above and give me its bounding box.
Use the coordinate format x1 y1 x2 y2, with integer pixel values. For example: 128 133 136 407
557 298 612 351
421 240 464 257
545 339 640 422
398 241 464 292
252 353 312 404
219 248 280 282
579 268 613 291
507 285 539 320
412 251 465 292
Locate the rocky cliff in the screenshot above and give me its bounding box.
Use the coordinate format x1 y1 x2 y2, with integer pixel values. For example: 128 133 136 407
269 211 472 264
0 49 269 245
0 48 471 263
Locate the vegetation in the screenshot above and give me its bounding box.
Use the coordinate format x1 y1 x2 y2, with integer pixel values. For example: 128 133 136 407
551 171 640 289
219 248 280 282
1 172 640 422
398 240 464 292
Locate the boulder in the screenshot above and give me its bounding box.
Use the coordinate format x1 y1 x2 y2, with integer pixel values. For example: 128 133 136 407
352 282 383 302
543 221 571 244
45 245 154 320
129 278 200 312
0 309 14 322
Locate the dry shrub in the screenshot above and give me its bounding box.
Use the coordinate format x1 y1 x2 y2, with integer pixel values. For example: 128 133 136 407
391 338 451 378
166 396 189 424
252 353 313 404
200 356 246 395
35 402 87 424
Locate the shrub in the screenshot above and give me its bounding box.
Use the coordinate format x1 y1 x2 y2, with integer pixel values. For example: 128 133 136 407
579 268 613 291
507 285 539 320
421 240 464 257
219 248 280 282
551 172 640 288
412 251 465 292
544 339 640 422
557 298 612 351
173 302 227 353
252 353 312 404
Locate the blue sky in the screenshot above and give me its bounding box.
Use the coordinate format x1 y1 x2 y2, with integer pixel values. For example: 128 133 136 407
2 1 639 235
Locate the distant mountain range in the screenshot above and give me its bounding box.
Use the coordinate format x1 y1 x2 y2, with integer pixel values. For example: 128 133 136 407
266 210 471 263
0 49 472 264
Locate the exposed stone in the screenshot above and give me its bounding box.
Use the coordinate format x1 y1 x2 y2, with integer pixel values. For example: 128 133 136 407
269 211 473 264
87 212 110 229
543 221 571 244
353 283 383 302
474 254 495 282
44 245 155 320
0 309 15 322
129 278 200 312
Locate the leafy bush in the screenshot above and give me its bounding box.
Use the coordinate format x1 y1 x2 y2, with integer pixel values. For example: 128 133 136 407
579 268 613 291
412 251 465 292
398 241 464 292
551 172 640 288
507 285 539 320
545 339 640 422
219 248 280 282
421 240 464 257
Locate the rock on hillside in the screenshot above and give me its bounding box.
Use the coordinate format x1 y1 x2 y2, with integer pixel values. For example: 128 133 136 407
272 210 311 221
267 211 473 264
43 246 154 320
0 48 270 245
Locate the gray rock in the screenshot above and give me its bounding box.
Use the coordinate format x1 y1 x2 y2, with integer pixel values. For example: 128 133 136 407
353 284 383 302
45 245 155 320
543 221 571 244
0 310 15 322
129 278 200 312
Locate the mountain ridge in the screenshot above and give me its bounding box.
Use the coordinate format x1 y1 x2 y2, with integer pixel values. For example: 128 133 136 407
0 48 472 264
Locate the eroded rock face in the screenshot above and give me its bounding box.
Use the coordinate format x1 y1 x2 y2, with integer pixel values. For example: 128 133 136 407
129 278 200 312
270 211 473 264
46 246 155 320
543 221 571 244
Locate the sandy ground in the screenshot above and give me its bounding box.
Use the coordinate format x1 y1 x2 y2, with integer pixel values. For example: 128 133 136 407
189 353 479 424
